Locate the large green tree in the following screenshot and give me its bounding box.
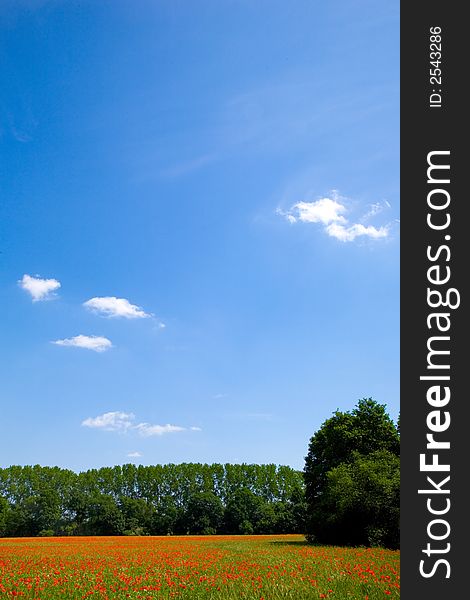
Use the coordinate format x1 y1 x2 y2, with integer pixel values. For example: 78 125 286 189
304 398 400 548
223 488 266 534
86 494 126 536
180 491 224 534
119 496 155 535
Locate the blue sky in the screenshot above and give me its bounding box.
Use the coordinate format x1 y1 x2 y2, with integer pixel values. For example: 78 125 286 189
0 0 399 471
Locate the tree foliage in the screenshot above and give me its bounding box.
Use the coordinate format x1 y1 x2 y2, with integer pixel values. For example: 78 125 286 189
304 398 400 548
0 463 306 537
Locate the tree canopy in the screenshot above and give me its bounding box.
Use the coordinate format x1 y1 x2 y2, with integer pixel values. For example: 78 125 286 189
0 463 306 538
304 398 400 548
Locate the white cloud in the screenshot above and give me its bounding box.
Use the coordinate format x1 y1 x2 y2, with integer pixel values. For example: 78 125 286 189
275 207 296 223
326 223 389 242
84 296 150 319
134 423 186 437
293 198 347 225
279 191 390 243
361 200 391 222
82 411 134 431
81 411 197 437
127 451 143 458
19 274 61 301
52 335 113 352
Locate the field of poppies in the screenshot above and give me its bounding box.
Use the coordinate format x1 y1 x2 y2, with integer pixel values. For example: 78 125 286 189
0 535 399 599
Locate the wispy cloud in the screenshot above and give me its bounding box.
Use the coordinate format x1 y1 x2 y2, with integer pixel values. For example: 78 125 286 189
19 274 61 301
52 335 113 352
219 77 393 156
159 154 216 178
10 127 32 143
278 191 390 242
82 411 134 431
82 411 192 437
127 451 142 458
84 296 150 319
134 423 185 437
221 80 329 152
360 200 391 222
190 426 202 431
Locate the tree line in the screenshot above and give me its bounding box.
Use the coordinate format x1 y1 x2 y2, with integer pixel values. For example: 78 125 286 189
0 463 306 537
1 398 399 547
